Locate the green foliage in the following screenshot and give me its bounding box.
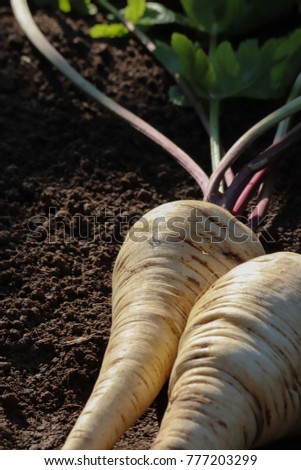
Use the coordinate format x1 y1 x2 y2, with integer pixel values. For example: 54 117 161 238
90 0 147 38
32 0 301 104
90 1 187 38
124 0 146 23
88 0 301 104
153 41 179 74
90 23 128 38
171 30 301 100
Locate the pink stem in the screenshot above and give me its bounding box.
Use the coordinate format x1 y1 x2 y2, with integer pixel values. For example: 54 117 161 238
224 167 235 186
247 197 270 229
232 169 266 216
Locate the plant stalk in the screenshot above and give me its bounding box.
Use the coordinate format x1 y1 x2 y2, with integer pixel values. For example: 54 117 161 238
204 95 301 202
12 0 209 193
209 98 221 173
224 120 301 213
274 71 301 140
247 71 301 225
208 32 222 176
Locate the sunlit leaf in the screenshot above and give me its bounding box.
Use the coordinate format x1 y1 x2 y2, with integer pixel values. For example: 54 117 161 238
124 0 146 23
59 0 71 12
90 23 128 38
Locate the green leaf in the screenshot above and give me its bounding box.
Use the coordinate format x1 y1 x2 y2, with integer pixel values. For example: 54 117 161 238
210 39 282 99
274 28 301 61
171 33 196 82
180 0 244 34
59 0 71 12
194 48 215 98
212 42 240 79
270 29 301 94
90 23 128 38
124 0 146 23
208 42 240 98
154 41 179 74
172 29 301 101
171 33 213 99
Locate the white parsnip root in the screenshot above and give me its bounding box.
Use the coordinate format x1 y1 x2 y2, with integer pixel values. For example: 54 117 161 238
62 200 264 449
151 251 301 450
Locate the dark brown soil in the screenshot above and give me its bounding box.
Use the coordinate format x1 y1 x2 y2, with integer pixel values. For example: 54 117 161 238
1 1 301 450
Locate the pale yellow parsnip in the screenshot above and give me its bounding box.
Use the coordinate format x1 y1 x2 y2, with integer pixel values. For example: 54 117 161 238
152 252 301 450
62 200 264 450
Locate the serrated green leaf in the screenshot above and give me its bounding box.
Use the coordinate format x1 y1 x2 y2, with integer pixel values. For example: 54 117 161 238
269 29 301 95
154 41 179 74
89 23 128 38
171 33 212 99
274 29 301 60
213 42 240 78
125 0 146 23
225 31 301 99
213 37 282 99
172 29 301 101
208 42 240 98
194 48 215 97
236 39 259 73
171 33 196 82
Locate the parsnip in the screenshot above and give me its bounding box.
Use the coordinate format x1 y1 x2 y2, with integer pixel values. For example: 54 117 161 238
62 200 264 450
151 251 301 450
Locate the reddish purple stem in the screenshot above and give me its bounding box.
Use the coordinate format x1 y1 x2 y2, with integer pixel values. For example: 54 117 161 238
232 169 266 216
247 197 270 229
223 120 301 217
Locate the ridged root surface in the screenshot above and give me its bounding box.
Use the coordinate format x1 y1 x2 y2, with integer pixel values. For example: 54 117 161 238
63 200 264 449
151 252 301 450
